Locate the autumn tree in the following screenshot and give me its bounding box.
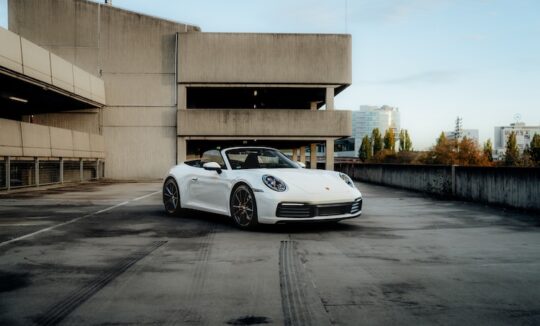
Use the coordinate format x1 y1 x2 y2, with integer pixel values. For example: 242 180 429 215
504 131 520 166
483 139 493 162
456 137 490 166
422 132 456 165
358 135 372 162
383 128 396 153
371 128 383 155
529 133 540 166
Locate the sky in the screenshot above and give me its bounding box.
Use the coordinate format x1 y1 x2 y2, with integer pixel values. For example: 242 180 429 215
1 0 539 149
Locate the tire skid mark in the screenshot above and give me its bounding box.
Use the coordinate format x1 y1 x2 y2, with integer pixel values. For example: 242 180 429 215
279 240 313 326
165 227 216 325
34 240 167 326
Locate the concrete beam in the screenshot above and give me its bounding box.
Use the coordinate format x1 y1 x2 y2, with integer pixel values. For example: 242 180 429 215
178 33 352 85
177 109 352 138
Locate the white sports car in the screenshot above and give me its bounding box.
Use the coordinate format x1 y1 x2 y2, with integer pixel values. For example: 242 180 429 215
162 147 362 229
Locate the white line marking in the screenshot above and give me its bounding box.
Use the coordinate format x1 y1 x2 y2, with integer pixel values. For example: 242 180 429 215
132 190 161 202
0 190 162 248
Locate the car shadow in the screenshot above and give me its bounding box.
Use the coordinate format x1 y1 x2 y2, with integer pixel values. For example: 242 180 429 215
163 209 362 234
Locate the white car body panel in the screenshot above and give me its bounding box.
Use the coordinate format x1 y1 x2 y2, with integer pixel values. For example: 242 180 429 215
164 147 362 224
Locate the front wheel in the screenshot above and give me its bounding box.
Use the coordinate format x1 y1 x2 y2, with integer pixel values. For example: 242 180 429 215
163 177 182 216
230 184 258 229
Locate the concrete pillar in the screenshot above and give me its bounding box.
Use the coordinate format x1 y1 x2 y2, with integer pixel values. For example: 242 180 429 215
6 156 10 190
325 87 335 111
80 158 84 182
96 159 100 180
325 138 334 171
178 85 187 110
35 157 39 186
310 143 317 169
59 158 64 183
299 147 306 163
177 137 187 164
292 148 298 161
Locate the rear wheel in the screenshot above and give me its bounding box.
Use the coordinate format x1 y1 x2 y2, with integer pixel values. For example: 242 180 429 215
230 184 258 229
163 178 182 216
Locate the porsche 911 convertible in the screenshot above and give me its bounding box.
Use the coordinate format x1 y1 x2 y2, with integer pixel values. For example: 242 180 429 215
162 147 362 229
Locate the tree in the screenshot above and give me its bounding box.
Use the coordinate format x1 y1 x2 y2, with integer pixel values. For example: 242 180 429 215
358 135 372 162
399 130 405 152
371 128 383 155
504 131 520 166
421 132 456 165
383 128 396 153
529 133 540 166
457 137 489 166
483 139 493 162
404 130 413 151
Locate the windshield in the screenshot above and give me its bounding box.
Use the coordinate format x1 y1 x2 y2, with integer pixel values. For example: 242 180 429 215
225 148 298 169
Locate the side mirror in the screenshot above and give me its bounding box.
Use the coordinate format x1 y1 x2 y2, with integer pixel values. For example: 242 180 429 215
296 161 306 168
203 162 222 174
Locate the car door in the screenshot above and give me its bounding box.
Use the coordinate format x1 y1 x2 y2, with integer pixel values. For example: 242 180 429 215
191 169 230 214
185 149 230 214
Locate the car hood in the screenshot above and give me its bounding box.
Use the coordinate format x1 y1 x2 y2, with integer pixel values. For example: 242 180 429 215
252 168 354 194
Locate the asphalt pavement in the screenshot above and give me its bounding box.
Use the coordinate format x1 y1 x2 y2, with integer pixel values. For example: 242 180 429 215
0 181 539 325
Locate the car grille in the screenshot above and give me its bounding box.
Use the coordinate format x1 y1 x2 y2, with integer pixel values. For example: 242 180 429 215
276 198 362 218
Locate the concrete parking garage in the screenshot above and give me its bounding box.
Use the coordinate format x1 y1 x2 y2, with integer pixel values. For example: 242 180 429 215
0 182 539 325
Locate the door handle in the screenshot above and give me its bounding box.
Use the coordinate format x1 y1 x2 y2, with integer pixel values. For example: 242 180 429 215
191 177 198 181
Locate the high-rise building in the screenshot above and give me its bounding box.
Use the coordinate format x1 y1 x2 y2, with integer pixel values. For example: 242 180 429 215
494 123 540 159
335 105 401 157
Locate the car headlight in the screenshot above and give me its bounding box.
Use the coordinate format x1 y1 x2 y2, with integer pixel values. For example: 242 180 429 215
262 175 287 192
339 173 355 188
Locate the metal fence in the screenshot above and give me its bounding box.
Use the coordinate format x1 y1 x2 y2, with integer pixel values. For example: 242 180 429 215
39 159 61 185
10 160 36 188
1 157 104 191
64 160 82 183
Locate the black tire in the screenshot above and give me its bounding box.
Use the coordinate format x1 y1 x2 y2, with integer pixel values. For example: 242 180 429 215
163 177 182 216
230 184 259 229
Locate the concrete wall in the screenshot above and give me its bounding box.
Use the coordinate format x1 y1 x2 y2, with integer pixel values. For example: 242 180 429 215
178 109 352 137
337 163 453 196
178 33 352 84
27 110 101 134
0 27 105 104
336 163 540 211
0 118 104 158
8 0 200 179
455 167 540 212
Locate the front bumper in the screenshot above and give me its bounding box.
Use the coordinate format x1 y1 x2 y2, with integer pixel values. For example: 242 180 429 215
254 188 363 224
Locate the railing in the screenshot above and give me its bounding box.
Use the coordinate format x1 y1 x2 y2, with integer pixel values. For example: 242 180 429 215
0 157 103 191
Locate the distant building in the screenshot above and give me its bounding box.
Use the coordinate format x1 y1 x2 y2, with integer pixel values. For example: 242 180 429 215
335 105 401 157
444 129 479 143
494 123 540 159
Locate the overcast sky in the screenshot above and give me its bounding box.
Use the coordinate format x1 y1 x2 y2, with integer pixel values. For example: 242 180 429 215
1 0 539 149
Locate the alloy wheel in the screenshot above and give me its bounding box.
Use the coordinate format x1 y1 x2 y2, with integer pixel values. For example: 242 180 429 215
163 179 179 214
232 186 255 227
